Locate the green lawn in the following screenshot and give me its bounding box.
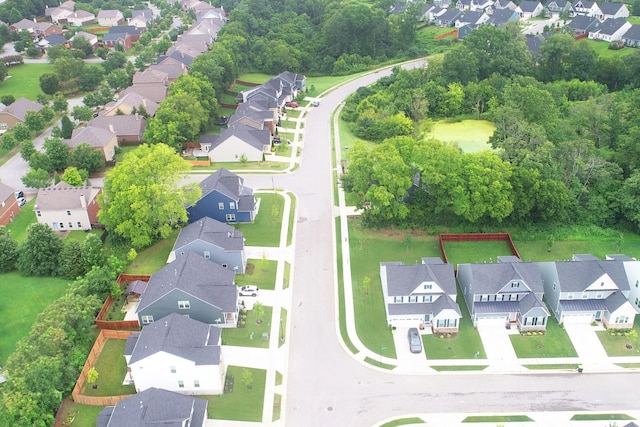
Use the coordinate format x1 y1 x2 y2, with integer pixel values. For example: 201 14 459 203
596 318 640 356
510 317 577 358
283 261 291 289
279 308 287 346
82 339 135 397
62 229 104 244
349 219 443 358
585 39 638 59
0 64 53 100
570 414 635 421
222 306 273 348
0 272 70 362
337 218 359 354
443 240 515 266
364 356 396 370
423 286 487 359
628 16 640 25
462 415 534 422
431 365 488 371
235 259 277 290
191 161 288 172
237 73 272 84
524 363 579 370
379 417 426 427
200 366 266 421
56 399 103 427
5 198 37 243
425 120 496 153
114 146 137 162
235 193 283 247
125 229 179 274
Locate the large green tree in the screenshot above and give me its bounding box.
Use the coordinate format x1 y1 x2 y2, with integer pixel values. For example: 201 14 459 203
16 223 63 276
98 144 201 248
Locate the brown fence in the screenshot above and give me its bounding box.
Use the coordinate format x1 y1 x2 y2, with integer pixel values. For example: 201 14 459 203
117 273 151 284
88 26 110 34
187 159 211 166
435 29 458 39
220 102 238 109
94 274 150 330
71 329 136 406
234 79 261 87
575 33 588 40
438 233 520 264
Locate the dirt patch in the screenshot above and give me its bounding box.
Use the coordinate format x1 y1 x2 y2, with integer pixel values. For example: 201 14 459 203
245 263 255 275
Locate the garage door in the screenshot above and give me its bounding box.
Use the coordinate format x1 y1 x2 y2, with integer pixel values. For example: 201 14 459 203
476 316 507 327
562 313 593 324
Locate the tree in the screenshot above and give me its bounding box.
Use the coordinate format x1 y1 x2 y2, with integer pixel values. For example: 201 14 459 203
21 168 51 188
79 64 105 91
106 68 131 92
20 139 35 161
59 239 84 279
84 265 115 299
61 115 74 138
16 223 63 276
71 36 93 57
29 151 53 172
252 301 265 323
52 92 68 112
39 73 60 95
72 105 94 122
69 142 105 173
102 51 127 73
98 144 201 248
81 233 105 271
0 227 18 272
241 368 253 389
362 276 371 296
87 367 99 387
61 166 87 187
43 137 68 171
52 56 85 82
24 110 45 134
0 132 17 151
0 94 15 105
13 122 32 141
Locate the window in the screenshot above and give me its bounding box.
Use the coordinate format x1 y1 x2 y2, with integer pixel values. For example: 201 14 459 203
226 214 236 222
194 380 200 388
496 294 503 301
409 295 418 303
66 210 71 215
178 301 190 309
636 297 639 307
218 202 224 210
393 296 403 303
68 222 73 228
422 295 432 302
170 366 176 373
59 222 64 228
0 123 7 129
230 202 236 210
77 222 81 227
36 210 41 217
141 315 154 324
567 293 574 300
423 284 432 290
178 380 184 388
582 292 589 299
203 251 211 259
222 263 228 268
596 292 604 299
615 315 629 324
511 282 518 288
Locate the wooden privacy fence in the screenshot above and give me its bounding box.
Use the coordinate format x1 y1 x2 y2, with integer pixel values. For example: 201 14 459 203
187 159 211 166
94 274 150 330
438 233 520 264
435 29 458 39
234 79 261 87
71 330 136 406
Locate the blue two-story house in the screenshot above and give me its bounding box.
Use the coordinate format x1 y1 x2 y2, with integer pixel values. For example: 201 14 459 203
187 168 257 224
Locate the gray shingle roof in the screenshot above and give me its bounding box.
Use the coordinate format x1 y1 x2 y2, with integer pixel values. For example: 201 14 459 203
198 168 253 204
600 1 625 15
173 216 244 252
556 259 630 292
96 388 207 427
208 124 271 152
519 0 541 12
128 313 221 365
459 262 544 294
567 15 600 31
488 8 517 25
148 63 188 80
383 261 456 296
67 125 114 149
518 292 549 316
89 114 146 137
559 298 606 312
3 98 43 122
35 182 100 211
598 17 629 35
623 24 640 41
0 182 15 202
605 290 628 312
137 251 237 312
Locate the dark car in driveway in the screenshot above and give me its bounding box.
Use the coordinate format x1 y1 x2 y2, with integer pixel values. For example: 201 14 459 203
408 327 422 354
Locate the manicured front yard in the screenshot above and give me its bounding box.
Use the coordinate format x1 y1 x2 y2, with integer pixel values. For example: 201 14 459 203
199 366 266 421
222 305 273 348
510 317 577 358
235 192 284 247
0 272 70 361
0 63 53 100
82 339 135 397
124 229 179 274
442 240 515 266
597 317 640 356
235 259 277 290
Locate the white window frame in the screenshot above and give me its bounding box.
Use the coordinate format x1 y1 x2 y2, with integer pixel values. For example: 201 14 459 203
226 214 236 222
194 380 200 388
66 210 71 215
141 315 154 324
218 202 224 210
178 380 184 388
170 366 176 373
178 300 190 309
230 201 236 209
203 251 211 259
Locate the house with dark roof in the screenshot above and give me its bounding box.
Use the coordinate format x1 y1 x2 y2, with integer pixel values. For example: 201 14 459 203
458 257 550 331
600 1 629 20
136 252 239 326
588 17 632 41
544 0 573 16
492 0 517 11
157 49 196 67
72 30 98 48
455 10 490 27
169 216 246 273
456 0 493 11
66 125 118 161
228 100 277 134
34 182 101 231
573 0 603 19
199 124 270 163
517 0 544 18
525 32 548 53
237 71 304 106
433 0 453 8
487 8 519 26
540 256 637 327
96 388 208 427
124 313 226 394
187 168 257 224
380 257 461 333
566 14 601 35
37 34 68 50
435 8 466 26
88 114 147 145
622 24 640 47
102 90 160 116
103 26 141 51
421 4 446 22
0 98 43 130
457 23 479 39
0 182 19 226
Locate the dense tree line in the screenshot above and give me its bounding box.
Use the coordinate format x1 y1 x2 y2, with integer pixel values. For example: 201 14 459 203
342 27 640 232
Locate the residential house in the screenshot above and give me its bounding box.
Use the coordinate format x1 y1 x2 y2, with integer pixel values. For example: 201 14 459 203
96 388 207 427
157 49 196 67
566 14 601 35
97 9 124 26
168 216 246 273
102 90 160 116
102 26 141 51
88 114 147 145
435 8 466 26
237 76 290 105
390 1 407 15
47 1 75 23
540 256 637 328
456 0 493 11
71 31 98 48
187 168 257 224
228 100 277 134
620 256 640 314
37 34 68 50
622 24 640 47
544 0 573 16
0 182 19 226
275 70 307 97
457 257 550 331
487 7 520 26
0 98 43 130
66 10 96 26
9 19 36 33
66 125 118 161
132 8 154 20
573 0 603 19
380 258 461 333
129 68 170 102
178 32 214 47
588 17 632 41
34 22 63 37
199 124 270 163
169 40 209 55
525 32 548 53
457 23 480 38
421 4 446 22
125 313 226 394
34 182 101 231
455 10 490 27
129 8 153 29
136 252 239 326
517 1 544 18
148 62 189 82
600 1 629 20
433 0 453 8
492 0 517 11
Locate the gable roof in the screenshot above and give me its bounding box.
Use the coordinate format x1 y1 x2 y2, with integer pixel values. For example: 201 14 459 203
10 19 35 30
72 31 98 42
518 0 542 12
488 8 518 25
597 17 630 35
206 124 271 153
545 0 570 7
574 0 596 8
439 8 464 21
137 252 237 312
96 388 207 427
600 1 625 15
67 10 95 20
43 34 67 46
382 258 457 296
623 24 640 40
133 68 169 85
567 14 600 31
460 261 544 294
108 25 140 35
104 90 160 115
0 182 15 202
174 216 244 252
88 114 147 137
35 182 100 211
67 125 115 149
132 8 154 19
458 10 486 23
148 63 189 80
197 168 253 203
97 9 124 19
555 259 630 292
127 313 221 365
2 97 43 121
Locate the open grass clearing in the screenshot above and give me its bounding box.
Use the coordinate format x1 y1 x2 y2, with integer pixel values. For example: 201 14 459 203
510 317 577 358
379 418 426 427
222 305 272 348
596 318 640 356
200 366 266 421
430 365 488 371
0 63 53 100
443 240 515 266
55 399 103 427
424 120 496 153
462 415 534 422
570 413 635 421
124 229 179 274
237 73 272 84
235 192 283 247
585 39 638 59
82 339 135 397
5 198 37 243
235 259 277 290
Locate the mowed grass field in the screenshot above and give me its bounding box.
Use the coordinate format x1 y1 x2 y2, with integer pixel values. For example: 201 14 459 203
0 63 53 100
425 120 496 153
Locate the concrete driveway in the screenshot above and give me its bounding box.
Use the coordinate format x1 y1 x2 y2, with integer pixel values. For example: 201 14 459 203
477 325 520 371
564 323 613 370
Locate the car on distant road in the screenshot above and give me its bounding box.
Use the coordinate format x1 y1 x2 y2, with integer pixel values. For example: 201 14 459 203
408 327 422 354
239 285 259 296
312 101 320 107
285 101 299 108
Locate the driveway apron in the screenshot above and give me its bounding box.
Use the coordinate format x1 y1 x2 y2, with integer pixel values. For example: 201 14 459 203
564 324 609 362
477 325 518 361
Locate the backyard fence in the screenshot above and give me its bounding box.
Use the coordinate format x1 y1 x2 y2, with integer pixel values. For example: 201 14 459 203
71 330 136 406
187 159 211 166
234 79 261 87
94 274 150 330
438 233 520 265
435 29 458 39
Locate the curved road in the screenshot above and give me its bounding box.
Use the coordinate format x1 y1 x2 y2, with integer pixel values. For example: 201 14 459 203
240 64 640 426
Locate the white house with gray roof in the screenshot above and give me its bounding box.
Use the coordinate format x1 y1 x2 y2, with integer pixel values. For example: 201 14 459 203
136 252 239 327
600 1 629 20
588 17 632 41
168 216 246 273
34 182 101 231
539 255 636 327
457 256 549 331
124 313 226 394
199 123 270 163
96 387 207 427
380 257 461 332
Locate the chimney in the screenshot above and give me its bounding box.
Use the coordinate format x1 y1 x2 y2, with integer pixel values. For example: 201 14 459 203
80 193 87 208
109 124 115 133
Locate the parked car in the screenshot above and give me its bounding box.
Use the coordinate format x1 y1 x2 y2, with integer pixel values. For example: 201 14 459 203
14 191 24 199
312 101 320 107
239 285 259 296
285 101 299 108
408 327 422 354
17 197 26 208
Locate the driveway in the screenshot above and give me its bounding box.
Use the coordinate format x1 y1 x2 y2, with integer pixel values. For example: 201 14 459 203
564 323 612 369
477 325 520 371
